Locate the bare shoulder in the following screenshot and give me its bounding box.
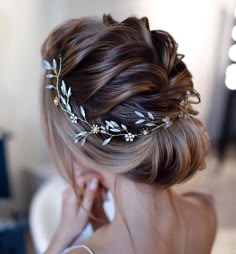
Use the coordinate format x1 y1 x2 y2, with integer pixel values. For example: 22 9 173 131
182 191 217 221
181 191 217 251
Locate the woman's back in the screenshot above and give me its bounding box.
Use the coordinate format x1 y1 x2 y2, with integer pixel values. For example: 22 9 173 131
180 192 217 254
65 191 216 254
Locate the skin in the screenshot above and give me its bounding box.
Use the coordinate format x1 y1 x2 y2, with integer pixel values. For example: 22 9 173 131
45 166 217 254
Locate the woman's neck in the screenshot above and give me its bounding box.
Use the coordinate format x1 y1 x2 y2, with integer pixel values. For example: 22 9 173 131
112 178 173 225
106 177 183 253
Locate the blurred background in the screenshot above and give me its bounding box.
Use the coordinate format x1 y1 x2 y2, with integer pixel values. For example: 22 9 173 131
0 0 235 253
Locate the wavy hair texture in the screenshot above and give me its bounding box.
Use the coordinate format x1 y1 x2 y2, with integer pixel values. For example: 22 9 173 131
41 14 209 188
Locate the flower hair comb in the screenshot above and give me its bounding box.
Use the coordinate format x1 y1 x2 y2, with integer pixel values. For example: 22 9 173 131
44 55 192 146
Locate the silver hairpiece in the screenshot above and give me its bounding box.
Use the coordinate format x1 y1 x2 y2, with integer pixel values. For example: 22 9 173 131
43 56 191 146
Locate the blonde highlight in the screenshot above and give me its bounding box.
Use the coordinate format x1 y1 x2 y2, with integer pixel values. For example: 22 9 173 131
40 14 209 190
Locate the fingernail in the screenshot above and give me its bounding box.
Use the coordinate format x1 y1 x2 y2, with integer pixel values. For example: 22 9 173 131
89 178 98 191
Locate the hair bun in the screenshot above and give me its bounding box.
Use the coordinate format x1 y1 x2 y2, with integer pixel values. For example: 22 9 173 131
41 15 209 189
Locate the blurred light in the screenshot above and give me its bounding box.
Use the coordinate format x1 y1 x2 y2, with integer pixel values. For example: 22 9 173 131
228 44 236 61
225 9 236 91
225 76 236 90
226 64 236 76
232 26 236 41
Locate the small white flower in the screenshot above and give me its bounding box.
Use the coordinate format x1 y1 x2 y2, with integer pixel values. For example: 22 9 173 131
142 129 149 135
180 100 185 106
125 132 135 142
91 124 100 134
162 116 172 128
70 114 78 124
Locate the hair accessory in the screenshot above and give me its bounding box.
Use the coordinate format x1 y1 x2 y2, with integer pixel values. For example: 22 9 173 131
43 56 192 146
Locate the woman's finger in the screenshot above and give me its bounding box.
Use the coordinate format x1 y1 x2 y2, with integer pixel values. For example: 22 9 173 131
75 173 102 189
78 178 98 222
101 188 109 202
62 187 78 207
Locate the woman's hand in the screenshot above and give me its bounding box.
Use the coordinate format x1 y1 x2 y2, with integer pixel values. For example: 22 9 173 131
45 174 100 254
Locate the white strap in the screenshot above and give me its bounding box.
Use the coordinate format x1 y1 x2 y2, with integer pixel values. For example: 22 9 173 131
62 244 94 254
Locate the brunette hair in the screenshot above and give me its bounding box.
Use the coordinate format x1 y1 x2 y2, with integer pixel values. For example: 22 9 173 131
41 14 209 188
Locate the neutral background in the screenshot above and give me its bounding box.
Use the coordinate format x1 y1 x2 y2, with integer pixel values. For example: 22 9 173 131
0 0 235 212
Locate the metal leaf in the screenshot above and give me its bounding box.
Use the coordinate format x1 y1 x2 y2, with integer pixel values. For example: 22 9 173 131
46 74 55 79
61 80 67 95
81 137 87 146
100 126 106 130
80 106 86 118
105 120 114 128
60 96 66 105
147 112 154 120
110 121 119 127
135 119 145 124
100 130 107 134
134 111 145 118
46 85 55 89
43 60 51 70
164 122 172 128
121 124 127 131
145 123 156 126
68 87 72 97
66 104 71 112
53 59 57 70
110 128 121 132
74 138 79 143
102 137 112 146
75 131 87 137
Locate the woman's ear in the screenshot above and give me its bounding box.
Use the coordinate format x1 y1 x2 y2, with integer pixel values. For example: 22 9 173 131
73 161 111 191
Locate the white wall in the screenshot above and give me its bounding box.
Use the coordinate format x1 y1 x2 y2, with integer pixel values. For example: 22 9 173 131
0 0 52 211
153 0 235 141
0 0 235 211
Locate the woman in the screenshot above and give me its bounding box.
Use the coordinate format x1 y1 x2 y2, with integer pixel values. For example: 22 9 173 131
41 15 217 254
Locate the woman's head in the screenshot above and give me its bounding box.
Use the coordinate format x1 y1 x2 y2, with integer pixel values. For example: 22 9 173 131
41 14 209 189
